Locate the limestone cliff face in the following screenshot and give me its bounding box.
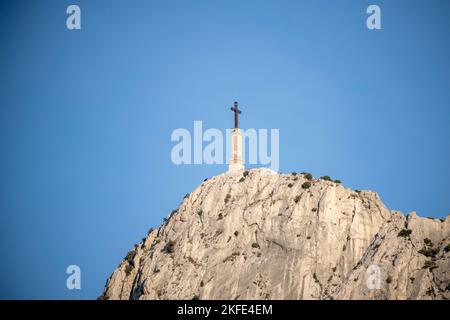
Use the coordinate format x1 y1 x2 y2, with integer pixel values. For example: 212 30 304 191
100 169 450 300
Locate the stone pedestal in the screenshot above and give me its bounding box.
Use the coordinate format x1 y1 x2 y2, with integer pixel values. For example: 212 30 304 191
228 128 244 172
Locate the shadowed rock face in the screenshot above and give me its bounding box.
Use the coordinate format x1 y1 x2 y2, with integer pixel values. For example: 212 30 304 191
100 169 450 300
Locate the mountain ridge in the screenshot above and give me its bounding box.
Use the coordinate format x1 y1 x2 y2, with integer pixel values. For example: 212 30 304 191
100 169 450 300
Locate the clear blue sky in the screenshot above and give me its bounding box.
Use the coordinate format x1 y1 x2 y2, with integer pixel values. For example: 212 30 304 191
0 0 449 299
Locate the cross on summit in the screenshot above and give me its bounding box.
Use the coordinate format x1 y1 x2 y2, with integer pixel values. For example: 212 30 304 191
230 101 242 129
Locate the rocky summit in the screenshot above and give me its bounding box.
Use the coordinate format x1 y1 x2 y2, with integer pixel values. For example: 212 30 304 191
100 169 450 300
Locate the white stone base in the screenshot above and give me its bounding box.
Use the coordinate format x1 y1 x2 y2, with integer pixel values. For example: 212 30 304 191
228 163 244 172
228 128 244 173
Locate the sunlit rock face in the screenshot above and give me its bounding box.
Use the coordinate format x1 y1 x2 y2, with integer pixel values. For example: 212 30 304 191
100 169 450 300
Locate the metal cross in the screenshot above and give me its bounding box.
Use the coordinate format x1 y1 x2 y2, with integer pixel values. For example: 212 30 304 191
230 101 242 129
